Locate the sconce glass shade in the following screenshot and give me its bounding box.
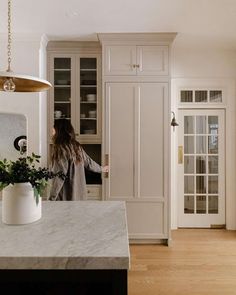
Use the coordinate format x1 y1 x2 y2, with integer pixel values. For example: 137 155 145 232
0 71 52 92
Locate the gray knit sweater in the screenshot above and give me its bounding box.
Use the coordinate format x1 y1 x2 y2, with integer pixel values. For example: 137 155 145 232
49 148 101 201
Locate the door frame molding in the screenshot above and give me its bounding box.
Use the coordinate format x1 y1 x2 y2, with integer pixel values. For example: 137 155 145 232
171 78 236 230
177 109 225 227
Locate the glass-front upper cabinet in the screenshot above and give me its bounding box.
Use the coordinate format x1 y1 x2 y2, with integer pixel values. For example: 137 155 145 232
53 58 72 121
79 58 98 136
77 55 101 143
48 51 101 144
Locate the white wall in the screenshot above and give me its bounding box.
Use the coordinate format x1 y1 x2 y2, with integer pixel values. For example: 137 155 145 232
0 113 26 160
170 34 236 229
0 34 48 166
0 32 235 228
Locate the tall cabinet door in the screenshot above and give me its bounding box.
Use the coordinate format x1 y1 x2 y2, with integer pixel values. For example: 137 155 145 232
105 82 169 239
105 83 136 199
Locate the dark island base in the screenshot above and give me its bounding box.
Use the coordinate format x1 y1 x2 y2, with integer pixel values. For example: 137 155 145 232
0 269 127 295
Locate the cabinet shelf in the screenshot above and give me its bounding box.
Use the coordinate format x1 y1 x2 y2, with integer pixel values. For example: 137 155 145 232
80 85 97 88
54 101 70 104
54 69 71 71
54 85 71 88
80 118 97 120
55 117 71 120
80 101 97 104
80 69 97 71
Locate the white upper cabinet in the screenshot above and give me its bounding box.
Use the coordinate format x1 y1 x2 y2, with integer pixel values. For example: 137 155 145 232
137 46 168 76
104 46 136 76
104 45 168 76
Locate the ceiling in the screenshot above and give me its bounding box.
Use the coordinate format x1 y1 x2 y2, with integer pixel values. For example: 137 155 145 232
0 0 236 47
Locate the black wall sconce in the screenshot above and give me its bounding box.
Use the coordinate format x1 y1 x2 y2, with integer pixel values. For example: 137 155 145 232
171 111 179 131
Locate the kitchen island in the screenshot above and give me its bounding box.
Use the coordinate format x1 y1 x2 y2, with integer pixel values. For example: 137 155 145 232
0 201 130 294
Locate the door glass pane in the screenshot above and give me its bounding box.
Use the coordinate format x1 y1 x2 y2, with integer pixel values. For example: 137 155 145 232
196 196 206 213
196 176 206 193
184 176 194 193
208 116 218 134
210 91 222 103
208 176 218 193
195 90 207 102
184 116 194 134
208 196 218 213
184 156 194 174
196 116 206 134
184 136 194 154
184 196 194 214
208 156 218 174
208 136 218 154
181 91 193 103
196 136 206 154
196 156 206 174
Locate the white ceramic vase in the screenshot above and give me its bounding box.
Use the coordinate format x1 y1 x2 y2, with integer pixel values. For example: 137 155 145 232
2 182 42 225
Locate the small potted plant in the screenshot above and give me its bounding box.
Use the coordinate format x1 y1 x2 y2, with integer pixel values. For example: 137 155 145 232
0 153 64 225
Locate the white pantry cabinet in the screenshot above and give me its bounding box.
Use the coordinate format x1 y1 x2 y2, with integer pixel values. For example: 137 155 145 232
105 82 168 239
99 33 177 243
104 45 168 76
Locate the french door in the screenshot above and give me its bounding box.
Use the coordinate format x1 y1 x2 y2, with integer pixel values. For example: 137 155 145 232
178 109 225 227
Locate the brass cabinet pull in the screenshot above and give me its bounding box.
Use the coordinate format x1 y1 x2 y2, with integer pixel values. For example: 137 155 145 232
104 154 109 178
178 146 183 164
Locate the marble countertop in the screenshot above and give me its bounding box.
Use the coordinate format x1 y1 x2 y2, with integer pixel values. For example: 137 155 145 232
0 201 130 270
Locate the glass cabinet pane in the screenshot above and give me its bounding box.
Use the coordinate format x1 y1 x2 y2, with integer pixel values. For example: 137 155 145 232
181 90 193 103
80 58 97 135
195 90 207 102
210 91 222 103
54 58 71 120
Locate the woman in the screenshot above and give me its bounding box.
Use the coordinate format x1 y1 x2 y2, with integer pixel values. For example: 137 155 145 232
49 119 107 201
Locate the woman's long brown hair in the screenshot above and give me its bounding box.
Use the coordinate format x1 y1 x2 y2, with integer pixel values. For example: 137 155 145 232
51 119 82 163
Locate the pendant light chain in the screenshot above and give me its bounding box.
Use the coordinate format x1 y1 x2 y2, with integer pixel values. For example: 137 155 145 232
7 0 12 72
0 0 51 92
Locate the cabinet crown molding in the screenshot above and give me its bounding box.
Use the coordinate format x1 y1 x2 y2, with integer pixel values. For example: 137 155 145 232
98 33 177 44
47 41 101 52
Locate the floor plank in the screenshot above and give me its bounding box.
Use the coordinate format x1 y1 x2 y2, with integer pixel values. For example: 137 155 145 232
128 229 236 295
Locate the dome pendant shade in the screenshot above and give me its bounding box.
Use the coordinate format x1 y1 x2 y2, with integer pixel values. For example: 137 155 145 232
0 0 52 93
0 71 52 92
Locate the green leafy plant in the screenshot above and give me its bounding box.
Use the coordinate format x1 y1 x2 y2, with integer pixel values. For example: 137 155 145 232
0 153 65 204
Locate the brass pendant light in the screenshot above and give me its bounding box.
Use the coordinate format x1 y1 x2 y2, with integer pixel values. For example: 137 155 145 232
0 0 52 92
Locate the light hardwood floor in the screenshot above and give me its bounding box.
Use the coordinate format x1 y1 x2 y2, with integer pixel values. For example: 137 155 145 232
129 229 236 295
